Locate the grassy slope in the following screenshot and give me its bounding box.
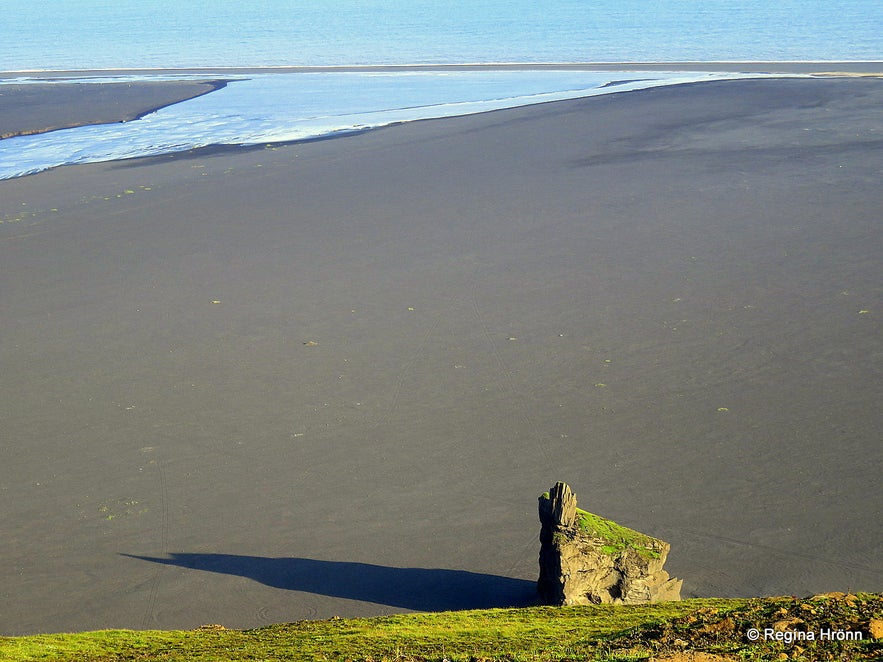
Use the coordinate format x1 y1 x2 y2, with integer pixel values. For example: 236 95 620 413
1 594 880 661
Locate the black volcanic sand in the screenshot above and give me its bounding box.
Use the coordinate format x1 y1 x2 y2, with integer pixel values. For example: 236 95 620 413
0 79 227 138
1 77 881 635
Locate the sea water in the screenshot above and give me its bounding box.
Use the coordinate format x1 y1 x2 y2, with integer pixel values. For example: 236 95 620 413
0 0 880 179
2 0 881 69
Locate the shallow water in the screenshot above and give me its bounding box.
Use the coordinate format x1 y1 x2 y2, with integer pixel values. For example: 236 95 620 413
0 70 781 179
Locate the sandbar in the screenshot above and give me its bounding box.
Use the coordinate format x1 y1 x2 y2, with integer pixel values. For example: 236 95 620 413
5 60 883 78
0 79 227 139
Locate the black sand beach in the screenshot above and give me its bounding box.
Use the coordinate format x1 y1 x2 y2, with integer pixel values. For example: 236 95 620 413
1 76 881 635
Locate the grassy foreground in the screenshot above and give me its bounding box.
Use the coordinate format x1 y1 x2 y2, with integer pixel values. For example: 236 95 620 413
1 594 880 662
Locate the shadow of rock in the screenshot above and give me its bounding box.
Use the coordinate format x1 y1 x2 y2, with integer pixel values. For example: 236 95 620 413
122 553 538 612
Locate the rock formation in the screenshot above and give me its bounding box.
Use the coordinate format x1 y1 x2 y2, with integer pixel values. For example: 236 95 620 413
538 482 682 605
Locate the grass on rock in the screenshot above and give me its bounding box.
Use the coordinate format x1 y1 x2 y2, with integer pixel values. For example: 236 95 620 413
574 508 662 559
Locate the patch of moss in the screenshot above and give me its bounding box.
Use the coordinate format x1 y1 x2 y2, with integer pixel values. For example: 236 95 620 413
575 508 662 560
551 531 568 546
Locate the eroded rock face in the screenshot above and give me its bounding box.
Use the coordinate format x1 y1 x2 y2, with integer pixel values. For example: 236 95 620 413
538 482 682 605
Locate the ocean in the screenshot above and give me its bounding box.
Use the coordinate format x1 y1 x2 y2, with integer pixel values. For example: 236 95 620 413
1 0 880 179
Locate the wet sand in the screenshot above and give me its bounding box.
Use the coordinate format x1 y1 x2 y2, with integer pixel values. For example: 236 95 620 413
0 79 227 138
1 77 881 635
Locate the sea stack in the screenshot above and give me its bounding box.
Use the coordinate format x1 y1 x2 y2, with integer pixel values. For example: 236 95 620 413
538 482 682 605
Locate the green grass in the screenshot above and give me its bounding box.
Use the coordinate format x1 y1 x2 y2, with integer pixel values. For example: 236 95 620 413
539 491 663 559
1 594 880 661
574 508 662 560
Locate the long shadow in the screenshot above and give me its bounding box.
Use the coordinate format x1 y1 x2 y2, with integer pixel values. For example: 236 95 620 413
122 553 538 611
